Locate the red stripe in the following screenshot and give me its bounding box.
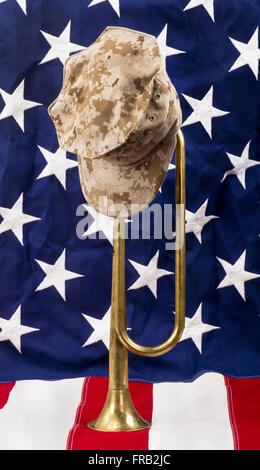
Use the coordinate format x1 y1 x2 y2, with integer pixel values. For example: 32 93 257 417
225 376 260 450
67 377 153 450
0 382 15 409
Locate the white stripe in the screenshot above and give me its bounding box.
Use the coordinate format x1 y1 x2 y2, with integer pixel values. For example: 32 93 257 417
0 378 84 450
149 373 233 450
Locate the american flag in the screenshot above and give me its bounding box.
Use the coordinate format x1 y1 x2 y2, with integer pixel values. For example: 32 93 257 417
0 0 259 450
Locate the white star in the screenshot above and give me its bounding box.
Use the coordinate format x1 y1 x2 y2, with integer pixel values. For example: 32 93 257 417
40 21 85 65
156 24 186 66
35 249 84 301
82 205 130 245
182 86 230 138
217 250 260 301
229 27 260 80
0 193 40 245
0 80 42 132
128 250 173 298
82 306 131 349
82 307 111 349
88 0 120 17
184 0 215 22
222 141 260 189
16 0 26 14
82 205 115 245
186 199 218 243
0 306 39 354
0 0 26 14
37 146 78 190
180 303 219 354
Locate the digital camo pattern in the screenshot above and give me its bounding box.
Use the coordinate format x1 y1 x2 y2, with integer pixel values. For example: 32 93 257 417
48 26 182 216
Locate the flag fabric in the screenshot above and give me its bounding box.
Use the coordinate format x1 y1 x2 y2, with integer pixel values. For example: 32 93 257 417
0 0 260 453
0 0 259 385
0 377 84 450
0 0 259 451
1 373 260 450
67 375 260 450
0 382 15 409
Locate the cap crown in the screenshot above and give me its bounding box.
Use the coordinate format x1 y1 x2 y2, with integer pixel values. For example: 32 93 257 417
49 26 181 161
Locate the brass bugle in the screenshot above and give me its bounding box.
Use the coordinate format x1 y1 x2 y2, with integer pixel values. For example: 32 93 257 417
88 129 186 432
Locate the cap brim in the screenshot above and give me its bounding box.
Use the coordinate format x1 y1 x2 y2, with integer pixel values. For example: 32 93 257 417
77 123 178 217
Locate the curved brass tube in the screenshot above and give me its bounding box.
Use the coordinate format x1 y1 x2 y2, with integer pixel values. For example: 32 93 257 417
114 129 186 357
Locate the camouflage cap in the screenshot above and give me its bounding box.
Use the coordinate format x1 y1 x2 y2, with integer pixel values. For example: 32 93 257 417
48 26 182 217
